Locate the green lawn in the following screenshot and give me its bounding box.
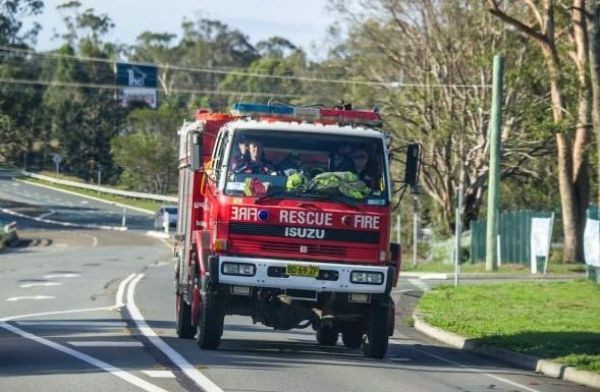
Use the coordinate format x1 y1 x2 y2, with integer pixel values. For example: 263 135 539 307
418 280 600 372
402 260 586 274
24 178 163 213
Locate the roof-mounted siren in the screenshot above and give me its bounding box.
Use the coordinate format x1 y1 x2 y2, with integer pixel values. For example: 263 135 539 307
230 102 382 127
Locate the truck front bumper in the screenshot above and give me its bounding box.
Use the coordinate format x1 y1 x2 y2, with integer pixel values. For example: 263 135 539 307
215 255 392 294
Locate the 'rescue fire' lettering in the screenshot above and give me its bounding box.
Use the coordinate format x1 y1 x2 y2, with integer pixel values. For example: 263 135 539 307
279 210 333 226
231 207 258 221
354 215 380 230
284 227 325 239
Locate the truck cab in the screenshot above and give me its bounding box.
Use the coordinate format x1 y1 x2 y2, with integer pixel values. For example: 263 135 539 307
174 103 407 359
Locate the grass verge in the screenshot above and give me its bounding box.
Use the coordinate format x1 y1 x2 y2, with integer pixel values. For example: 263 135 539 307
418 280 600 372
23 178 163 213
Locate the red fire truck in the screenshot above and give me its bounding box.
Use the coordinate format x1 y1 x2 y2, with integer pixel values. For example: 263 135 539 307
174 103 418 358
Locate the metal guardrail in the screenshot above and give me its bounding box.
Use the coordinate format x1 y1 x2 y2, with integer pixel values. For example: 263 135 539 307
20 171 177 203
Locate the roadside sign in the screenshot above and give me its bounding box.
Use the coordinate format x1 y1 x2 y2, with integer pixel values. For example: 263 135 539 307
52 154 62 165
116 63 158 109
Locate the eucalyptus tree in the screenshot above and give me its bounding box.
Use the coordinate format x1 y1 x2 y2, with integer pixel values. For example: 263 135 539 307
329 0 554 234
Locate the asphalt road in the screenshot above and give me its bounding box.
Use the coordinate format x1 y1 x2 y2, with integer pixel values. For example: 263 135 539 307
0 176 594 392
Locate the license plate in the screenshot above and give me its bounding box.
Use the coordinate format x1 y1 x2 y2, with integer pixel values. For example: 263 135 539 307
285 264 320 278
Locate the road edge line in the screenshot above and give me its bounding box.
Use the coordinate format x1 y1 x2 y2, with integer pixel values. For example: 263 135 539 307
126 273 224 392
412 311 600 390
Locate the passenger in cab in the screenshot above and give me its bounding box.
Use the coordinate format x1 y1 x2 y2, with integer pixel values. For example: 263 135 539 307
230 138 249 171
235 140 275 175
331 143 354 172
351 146 378 189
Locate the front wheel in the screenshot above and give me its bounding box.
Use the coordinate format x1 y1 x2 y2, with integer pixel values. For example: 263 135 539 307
341 325 363 348
196 287 225 350
175 292 196 339
362 303 389 359
316 325 339 346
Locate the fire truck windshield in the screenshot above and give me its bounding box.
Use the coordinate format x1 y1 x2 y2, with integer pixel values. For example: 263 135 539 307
224 130 389 205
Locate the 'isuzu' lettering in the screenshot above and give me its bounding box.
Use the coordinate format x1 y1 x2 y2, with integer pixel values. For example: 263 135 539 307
284 227 325 239
279 210 333 226
231 207 258 221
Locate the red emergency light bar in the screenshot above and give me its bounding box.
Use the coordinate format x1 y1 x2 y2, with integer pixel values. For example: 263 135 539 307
230 103 383 127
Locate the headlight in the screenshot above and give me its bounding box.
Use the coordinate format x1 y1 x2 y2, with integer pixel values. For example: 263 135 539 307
350 271 384 285
222 262 256 276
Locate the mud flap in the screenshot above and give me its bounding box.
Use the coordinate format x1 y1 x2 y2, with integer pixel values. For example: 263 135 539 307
191 287 202 326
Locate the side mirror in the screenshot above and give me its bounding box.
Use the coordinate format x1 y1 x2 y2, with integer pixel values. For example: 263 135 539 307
404 143 421 191
190 132 203 171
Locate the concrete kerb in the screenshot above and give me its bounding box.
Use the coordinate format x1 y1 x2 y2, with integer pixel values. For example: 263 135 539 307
412 311 600 390
19 179 155 216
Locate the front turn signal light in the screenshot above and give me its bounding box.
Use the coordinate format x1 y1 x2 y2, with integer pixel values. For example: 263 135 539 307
213 239 228 252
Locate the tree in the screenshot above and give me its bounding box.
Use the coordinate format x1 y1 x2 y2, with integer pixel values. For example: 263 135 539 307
330 0 555 234
0 0 43 46
590 0 600 205
42 2 120 180
488 0 594 262
111 104 184 194
0 0 44 167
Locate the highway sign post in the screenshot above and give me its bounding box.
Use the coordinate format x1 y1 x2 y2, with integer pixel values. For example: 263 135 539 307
52 154 62 177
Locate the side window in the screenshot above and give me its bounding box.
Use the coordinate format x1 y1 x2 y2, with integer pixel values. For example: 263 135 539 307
212 131 230 181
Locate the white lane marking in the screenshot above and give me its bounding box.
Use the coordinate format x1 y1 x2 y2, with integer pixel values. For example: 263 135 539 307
38 210 56 219
116 274 137 308
17 321 127 328
142 370 176 379
55 243 68 248
68 341 143 347
6 295 55 302
391 289 413 294
80 200 89 204
408 278 430 292
410 345 542 392
0 321 168 392
44 273 80 279
20 282 62 288
1 306 114 322
127 274 224 392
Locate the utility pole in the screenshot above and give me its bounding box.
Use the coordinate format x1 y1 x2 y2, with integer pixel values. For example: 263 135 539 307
485 54 505 272
412 194 419 265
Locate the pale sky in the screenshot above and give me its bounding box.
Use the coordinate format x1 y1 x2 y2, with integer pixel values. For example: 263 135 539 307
24 0 336 58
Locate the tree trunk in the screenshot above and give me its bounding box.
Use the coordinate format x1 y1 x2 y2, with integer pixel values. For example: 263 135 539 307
571 0 591 262
589 0 600 206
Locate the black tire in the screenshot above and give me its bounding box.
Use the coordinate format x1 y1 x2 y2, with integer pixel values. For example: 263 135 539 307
196 288 225 350
341 326 363 349
316 325 339 346
175 292 196 339
362 304 389 359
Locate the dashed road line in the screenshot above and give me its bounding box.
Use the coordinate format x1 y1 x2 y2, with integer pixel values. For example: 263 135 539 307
44 273 81 279
142 370 176 379
16 321 128 328
68 341 144 347
20 282 62 288
6 295 55 302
